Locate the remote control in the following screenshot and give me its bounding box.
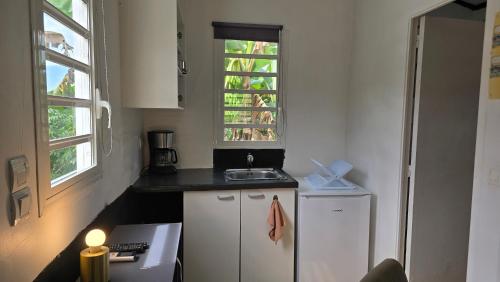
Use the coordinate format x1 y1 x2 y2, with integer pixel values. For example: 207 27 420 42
108 242 149 253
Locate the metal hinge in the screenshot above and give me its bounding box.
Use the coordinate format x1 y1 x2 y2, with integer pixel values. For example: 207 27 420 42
407 165 412 178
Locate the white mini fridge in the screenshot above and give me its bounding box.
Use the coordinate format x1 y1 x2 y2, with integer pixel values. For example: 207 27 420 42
297 178 371 282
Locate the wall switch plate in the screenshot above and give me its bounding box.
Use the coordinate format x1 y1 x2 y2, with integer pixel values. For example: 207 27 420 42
9 156 29 193
488 167 500 187
8 156 31 226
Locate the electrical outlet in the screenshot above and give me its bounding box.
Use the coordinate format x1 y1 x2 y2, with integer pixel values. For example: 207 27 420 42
488 168 500 187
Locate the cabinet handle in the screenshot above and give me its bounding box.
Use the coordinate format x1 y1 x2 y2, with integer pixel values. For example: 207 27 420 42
217 195 235 200
248 193 265 199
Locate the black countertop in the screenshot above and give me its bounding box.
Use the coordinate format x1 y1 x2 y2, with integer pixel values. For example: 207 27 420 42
131 168 298 192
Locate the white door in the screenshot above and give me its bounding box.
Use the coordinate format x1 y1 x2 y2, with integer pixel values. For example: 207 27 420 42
240 189 295 282
298 195 370 282
183 191 240 282
405 16 484 282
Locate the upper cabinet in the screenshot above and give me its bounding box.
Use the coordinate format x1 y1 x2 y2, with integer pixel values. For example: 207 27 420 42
119 0 186 109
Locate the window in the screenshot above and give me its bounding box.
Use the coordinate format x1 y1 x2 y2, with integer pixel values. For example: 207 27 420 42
213 22 284 147
31 0 98 202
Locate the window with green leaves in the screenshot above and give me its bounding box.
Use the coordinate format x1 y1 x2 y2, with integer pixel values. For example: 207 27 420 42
213 22 284 147
32 0 97 197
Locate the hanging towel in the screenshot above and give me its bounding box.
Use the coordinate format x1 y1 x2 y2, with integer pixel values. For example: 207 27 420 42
267 197 286 243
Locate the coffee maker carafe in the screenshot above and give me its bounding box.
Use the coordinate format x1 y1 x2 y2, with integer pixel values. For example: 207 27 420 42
148 130 178 174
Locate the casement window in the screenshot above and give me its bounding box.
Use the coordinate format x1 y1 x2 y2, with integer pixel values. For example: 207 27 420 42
213 22 285 147
31 0 99 206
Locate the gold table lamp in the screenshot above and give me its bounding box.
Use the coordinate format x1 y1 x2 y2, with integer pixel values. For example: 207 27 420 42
80 229 109 282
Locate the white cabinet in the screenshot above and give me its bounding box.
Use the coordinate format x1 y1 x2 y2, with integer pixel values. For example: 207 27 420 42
241 189 295 282
119 0 185 108
184 188 296 282
183 190 240 282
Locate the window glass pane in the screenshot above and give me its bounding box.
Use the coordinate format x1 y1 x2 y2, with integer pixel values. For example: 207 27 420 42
224 128 277 142
224 58 277 73
256 94 277 108
225 40 278 55
224 111 276 125
224 93 253 107
50 141 92 183
49 106 91 140
256 111 277 124
44 13 89 64
225 76 277 91
46 60 90 99
46 0 89 29
224 111 251 124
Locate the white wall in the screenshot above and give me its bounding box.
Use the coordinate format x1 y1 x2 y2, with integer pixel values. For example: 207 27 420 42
0 1 143 281
467 1 500 281
143 0 354 176
345 0 490 267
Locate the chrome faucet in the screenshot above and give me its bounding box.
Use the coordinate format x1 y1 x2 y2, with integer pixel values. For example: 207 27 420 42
246 153 254 169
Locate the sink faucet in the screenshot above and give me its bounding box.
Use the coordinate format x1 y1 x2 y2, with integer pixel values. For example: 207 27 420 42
246 153 254 169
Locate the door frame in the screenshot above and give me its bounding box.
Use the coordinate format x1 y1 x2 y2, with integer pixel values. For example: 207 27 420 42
397 0 456 272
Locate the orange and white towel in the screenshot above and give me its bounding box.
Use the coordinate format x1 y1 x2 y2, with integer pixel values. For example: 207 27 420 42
267 198 286 243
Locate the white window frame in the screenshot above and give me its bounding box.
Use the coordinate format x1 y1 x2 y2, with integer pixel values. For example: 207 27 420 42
213 37 285 148
31 0 101 215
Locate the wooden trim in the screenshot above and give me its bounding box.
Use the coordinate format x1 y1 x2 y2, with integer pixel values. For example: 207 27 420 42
49 134 92 150
398 16 422 269
224 54 278 60
224 89 277 94
224 71 278 77
46 49 90 73
223 107 277 111
31 0 51 217
223 124 275 129
47 95 92 107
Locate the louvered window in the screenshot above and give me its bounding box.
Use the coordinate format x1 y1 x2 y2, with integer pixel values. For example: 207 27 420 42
32 0 98 200
213 22 284 147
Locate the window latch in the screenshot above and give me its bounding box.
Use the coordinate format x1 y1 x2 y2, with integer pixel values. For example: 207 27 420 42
96 88 112 129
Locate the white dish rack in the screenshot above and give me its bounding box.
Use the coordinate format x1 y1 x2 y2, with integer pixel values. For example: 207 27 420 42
304 159 355 190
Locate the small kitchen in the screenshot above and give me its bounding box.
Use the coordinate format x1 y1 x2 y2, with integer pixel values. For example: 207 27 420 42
2 0 500 281
114 0 371 280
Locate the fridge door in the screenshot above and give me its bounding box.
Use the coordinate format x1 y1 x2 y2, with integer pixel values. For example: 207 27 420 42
298 195 370 282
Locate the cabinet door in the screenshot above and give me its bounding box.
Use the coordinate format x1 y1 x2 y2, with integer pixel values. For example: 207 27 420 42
119 0 179 108
241 189 295 282
184 191 240 282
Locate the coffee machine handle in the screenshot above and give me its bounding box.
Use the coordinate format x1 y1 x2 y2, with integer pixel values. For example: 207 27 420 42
171 149 178 164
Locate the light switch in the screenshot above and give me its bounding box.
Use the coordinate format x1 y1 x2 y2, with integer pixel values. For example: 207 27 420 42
9 156 29 193
18 194 31 218
10 187 31 226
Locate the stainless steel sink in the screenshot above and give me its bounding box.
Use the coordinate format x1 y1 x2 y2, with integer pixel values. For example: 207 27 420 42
224 168 287 181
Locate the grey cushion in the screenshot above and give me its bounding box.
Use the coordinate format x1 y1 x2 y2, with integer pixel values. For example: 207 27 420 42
360 259 408 282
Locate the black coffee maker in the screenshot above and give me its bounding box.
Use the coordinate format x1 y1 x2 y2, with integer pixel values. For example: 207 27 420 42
148 130 178 174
